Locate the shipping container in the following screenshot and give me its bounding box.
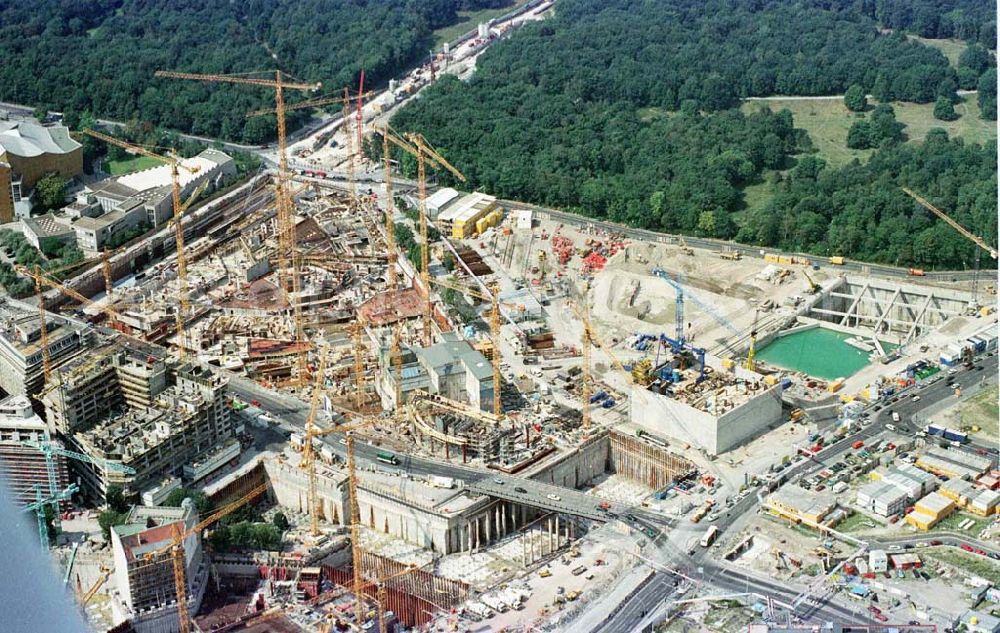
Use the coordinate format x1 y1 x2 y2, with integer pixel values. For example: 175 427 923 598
926 424 943 436
830 256 845 265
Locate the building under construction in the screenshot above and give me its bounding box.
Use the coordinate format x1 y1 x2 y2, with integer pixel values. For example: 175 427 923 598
42 340 234 500
110 499 206 633
0 393 69 506
629 347 783 455
0 296 93 398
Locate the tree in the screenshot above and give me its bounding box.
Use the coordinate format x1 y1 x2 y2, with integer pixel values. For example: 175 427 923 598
163 488 212 516
844 85 867 112
105 484 129 513
846 120 872 149
958 45 993 76
98 510 127 540
933 96 959 121
272 512 290 532
34 174 67 212
978 69 997 121
33 104 49 122
869 105 905 145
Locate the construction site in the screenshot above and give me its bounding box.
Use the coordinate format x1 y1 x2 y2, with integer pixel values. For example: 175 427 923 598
1 12 997 632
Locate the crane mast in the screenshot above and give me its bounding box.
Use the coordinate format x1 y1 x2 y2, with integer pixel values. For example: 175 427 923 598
155 69 319 382
383 131 398 291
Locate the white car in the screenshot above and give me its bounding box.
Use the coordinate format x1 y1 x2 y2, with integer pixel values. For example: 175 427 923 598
885 424 896 432
911 395 920 401
547 493 561 501
493 477 504 485
707 513 719 522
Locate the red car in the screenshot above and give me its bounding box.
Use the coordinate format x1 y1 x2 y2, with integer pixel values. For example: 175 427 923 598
930 540 942 546
251 399 261 407
960 544 974 552
974 548 986 556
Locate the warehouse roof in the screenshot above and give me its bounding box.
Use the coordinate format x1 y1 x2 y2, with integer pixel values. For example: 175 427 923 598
0 121 80 158
438 192 495 223
915 491 954 514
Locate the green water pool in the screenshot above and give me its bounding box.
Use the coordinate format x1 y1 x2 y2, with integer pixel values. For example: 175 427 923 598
756 327 896 380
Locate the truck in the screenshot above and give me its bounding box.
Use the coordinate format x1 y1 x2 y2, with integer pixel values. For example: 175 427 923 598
700 525 719 547
942 428 968 444
908 268 926 277
589 391 608 404
429 475 456 489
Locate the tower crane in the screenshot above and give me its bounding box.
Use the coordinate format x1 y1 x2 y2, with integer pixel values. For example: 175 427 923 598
379 126 467 345
430 277 525 417
138 482 270 633
32 265 52 384
156 69 321 382
902 188 997 260
391 322 404 415
383 129 398 291
343 88 357 201
745 310 759 371
902 187 998 307
19 438 136 549
353 314 368 409
82 129 205 357
568 299 631 431
244 90 374 118
22 483 77 549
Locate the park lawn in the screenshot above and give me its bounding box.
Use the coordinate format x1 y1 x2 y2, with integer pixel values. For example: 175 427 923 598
433 0 526 46
104 155 161 176
743 96 996 168
908 36 968 67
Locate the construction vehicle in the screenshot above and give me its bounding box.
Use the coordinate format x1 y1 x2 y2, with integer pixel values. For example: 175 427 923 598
719 250 741 261
157 69 321 382
677 235 694 256
139 482 270 633
380 125 467 345
79 566 113 606
802 267 820 294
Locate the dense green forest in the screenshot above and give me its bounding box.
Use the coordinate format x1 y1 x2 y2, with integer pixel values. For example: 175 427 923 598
737 131 997 266
390 0 997 269
0 0 507 143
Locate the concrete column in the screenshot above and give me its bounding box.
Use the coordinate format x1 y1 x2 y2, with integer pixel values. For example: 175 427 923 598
555 515 561 549
473 518 480 552
486 510 493 544
501 503 508 535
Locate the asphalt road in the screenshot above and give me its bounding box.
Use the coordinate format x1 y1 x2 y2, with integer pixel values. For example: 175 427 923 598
503 200 989 283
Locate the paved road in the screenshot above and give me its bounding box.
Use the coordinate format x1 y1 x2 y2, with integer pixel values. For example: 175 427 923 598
503 199 990 282
226 374 628 522
587 354 998 632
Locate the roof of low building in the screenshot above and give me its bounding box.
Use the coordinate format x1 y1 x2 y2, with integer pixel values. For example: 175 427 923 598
22 213 74 238
0 121 81 158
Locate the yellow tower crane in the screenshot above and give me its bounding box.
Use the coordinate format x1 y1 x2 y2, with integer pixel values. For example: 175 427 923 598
430 277 525 418
745 309 759 371
139 482 270 633
82 129 204 357
383 130 398 291
353 314 367 409
379 126 467 345
902 187 998 306
391 322 404 415
568 300 631 430
155 70 321 383
902 188 997 260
